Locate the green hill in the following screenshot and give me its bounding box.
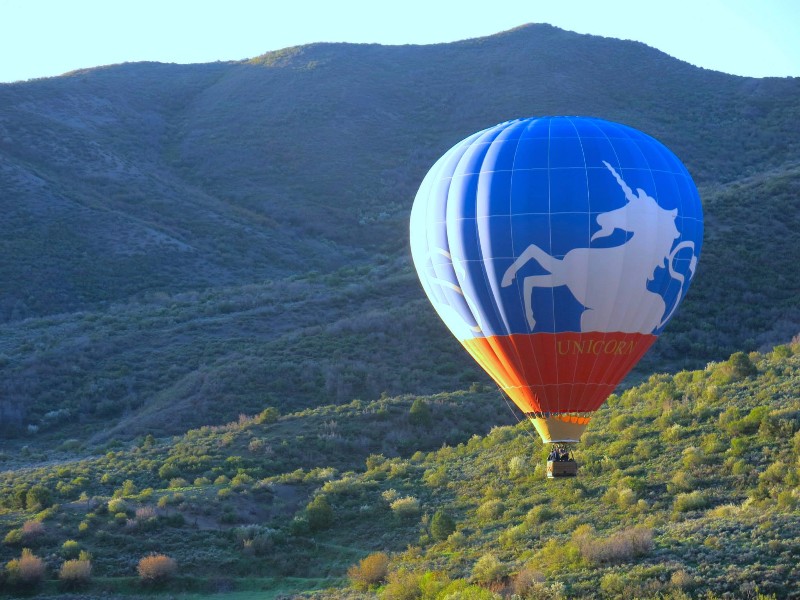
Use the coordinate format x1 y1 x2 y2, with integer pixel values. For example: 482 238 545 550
1 24 800 597
0 342 797 598
1 25 799 439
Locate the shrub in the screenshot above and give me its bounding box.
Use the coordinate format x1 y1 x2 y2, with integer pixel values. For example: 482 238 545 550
5 548 46 587
348 552 390 589
712 352 757 383
248 438 266 453
471 552 508 585
440 582 501 599
574 525 653 564
511 566 545 596
531 538 583 575
430 510 456 541
668 471 697 494
61 539 80 558
476 498 505 522
254 407 280 424
289 516 310 535
508 455 528 478
673 491 708 513
616 488 638 508
526 505 557 525
670 569 695 590
136 504 156 518
116 479 137 497
107 497 128 514
381 568 423 600
390 496 420 518
681 446 706 469
20 520 45 541
59 558 92 587
137 553 177 583
382 488 400 504
25 485 52 511
447 530 467 548
3 528 23 545
321 476 362 495
423 467 448 487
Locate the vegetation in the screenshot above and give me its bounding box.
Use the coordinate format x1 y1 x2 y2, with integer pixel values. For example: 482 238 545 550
0 25 799 443
0 341 796 597
0 22 798 599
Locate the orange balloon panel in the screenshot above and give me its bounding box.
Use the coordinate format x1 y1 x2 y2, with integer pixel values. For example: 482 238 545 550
461 332 656 414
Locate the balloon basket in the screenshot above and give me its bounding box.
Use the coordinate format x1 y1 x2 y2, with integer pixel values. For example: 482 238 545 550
546 460 578 478
545 443 578 479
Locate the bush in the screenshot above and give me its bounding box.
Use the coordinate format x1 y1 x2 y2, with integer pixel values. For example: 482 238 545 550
107 497 128 514
508 455 528 478
137 553 177 583
668 471 697 494
348 552 390 590
673 491 709 513
59 558 92 587
25 485 52 511
5 548 46 587
61 539 80 558
440 581 501 599
21 520 45 541
471 553 507 585
381 568 423 600
573 525 653 564
390 496 420 518
430 510 456 541
3 528 23 545
447 530 467 548
476 498 505 522
254 406 280 424
526 505 557 525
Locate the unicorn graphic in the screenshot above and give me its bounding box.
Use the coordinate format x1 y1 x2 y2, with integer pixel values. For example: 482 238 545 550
501 161 697 334
420 248 484 339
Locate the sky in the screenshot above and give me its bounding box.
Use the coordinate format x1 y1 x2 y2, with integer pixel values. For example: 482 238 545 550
1 0 798 83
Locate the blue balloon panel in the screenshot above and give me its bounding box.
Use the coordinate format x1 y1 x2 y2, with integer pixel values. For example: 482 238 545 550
410 116 704 340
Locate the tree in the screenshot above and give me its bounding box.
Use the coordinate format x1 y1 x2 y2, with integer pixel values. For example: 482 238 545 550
409 398 432 426
430 510 456 541
305 495 333 531
727 351 757 379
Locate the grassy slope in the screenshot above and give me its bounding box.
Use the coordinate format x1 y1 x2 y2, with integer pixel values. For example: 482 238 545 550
0 342 798 598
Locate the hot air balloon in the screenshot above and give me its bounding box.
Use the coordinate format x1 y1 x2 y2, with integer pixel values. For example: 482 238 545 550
410 116 702 476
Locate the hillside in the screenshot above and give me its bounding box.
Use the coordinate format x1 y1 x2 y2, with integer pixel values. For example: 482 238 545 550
1 24 799 439
0 342 798 598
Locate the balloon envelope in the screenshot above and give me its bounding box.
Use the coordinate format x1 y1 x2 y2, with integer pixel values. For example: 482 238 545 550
410 116 703 442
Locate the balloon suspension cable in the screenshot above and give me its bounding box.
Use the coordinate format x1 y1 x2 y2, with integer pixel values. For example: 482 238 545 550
498 390 538 442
